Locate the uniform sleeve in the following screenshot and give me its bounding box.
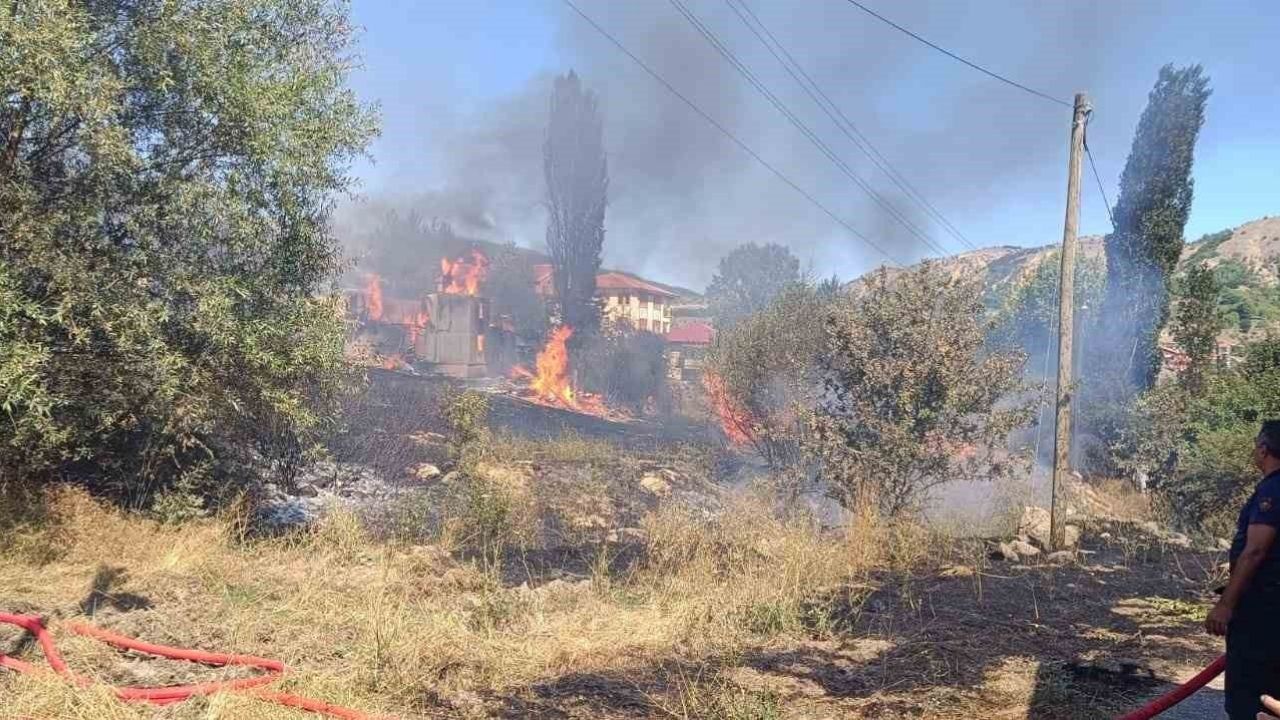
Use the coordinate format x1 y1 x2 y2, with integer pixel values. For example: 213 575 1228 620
1249 482 1280 526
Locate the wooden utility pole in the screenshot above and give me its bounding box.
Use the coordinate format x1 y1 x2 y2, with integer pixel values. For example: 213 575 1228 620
1049 92 1090 551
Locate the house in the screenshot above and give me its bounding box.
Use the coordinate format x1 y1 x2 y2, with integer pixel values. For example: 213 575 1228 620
665 321 715 380
533 265 676 334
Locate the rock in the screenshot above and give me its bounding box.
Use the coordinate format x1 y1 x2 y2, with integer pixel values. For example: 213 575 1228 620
1099 532 1113 541
607 527 649 544
1217 537 1233 551
1018 506 1052 548
639 472 672 497
990 542 1019 562
1138 520 1163 537
413 463 442 482
1164 532 1192 549
294 482 319 498
1047 550 1075 565
1010 539 1041 559
1062 525 1082 549
441 470 461 485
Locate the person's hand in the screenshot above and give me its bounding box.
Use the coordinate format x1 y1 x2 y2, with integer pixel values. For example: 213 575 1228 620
1206 601 1233 636
1258 693 1280 719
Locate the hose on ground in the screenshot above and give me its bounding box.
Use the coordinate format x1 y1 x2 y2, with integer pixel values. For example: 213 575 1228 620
0 612 389 719
1115 654 1226 720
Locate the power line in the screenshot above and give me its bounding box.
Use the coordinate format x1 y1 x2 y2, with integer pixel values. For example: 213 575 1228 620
726 0 977 252
840 0 1072 109
1083 116 1115 230
667 0 953 258
559 0 903 265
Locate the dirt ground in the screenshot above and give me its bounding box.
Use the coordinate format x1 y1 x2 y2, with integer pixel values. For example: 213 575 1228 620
0 371 1233 719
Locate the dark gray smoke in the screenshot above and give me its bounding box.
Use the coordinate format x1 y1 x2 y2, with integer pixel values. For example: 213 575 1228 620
343 0 1148 289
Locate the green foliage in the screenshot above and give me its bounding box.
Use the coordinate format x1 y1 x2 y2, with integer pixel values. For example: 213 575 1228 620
1185 228 1233 265
350 210 458 296
443 390 491 464
705 243 802 329
544 70 607 337
1171 263 1221 391
0 0 376 501
705 283 829 469
991 251 1105 371
1126 335 1280 532
814 264 1032 516
580 328 670 415
1100 64 1211 391
487 242 549 345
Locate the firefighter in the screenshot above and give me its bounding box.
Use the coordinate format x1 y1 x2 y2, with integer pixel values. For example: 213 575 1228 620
1206 420 1280 720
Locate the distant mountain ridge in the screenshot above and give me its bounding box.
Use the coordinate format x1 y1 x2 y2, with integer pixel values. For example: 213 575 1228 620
858 216 1280 338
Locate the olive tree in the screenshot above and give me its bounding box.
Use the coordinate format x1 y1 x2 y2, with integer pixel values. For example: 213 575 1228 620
0 0 377 503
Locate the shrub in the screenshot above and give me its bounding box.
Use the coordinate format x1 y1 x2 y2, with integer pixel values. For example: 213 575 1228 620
814 263 1032 516
580 327 671 415
0 0 376 504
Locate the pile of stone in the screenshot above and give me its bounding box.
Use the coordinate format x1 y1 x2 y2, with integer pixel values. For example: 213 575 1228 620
990 506 1082 565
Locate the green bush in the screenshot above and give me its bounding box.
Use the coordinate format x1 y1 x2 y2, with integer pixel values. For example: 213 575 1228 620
443 390 492 462
0 0 376 503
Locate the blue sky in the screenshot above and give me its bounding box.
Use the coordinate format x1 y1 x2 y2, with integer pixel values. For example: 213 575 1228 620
346 1 1280 289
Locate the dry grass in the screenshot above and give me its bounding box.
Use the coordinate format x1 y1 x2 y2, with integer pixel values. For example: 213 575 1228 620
0 480 893 719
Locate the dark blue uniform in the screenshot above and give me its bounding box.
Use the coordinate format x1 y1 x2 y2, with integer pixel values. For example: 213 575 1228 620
1225 470 1280 720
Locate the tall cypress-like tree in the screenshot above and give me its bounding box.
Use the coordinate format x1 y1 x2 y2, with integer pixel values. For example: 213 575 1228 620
544 71 607 336
1101 64 1211 391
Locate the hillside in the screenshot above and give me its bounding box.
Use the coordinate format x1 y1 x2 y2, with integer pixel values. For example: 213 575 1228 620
897 216 1280 336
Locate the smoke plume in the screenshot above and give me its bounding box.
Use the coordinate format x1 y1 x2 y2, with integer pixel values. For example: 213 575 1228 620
344 0 1146 290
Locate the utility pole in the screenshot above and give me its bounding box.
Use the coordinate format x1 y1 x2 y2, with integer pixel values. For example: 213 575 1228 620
1050 92 1090 551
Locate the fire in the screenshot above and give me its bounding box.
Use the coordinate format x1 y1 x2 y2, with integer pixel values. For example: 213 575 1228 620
510 326 619 419
405 309 430 347
513 325 577 408
703 372 755 446
439 249 490 296
381 354 414 373
364 273 383 322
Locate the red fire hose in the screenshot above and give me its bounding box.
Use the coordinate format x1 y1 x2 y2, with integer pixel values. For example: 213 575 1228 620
0 612 390 718
1115 654 1227 720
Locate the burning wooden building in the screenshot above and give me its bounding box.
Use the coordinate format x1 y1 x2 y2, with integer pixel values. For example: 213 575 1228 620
346 249 514 378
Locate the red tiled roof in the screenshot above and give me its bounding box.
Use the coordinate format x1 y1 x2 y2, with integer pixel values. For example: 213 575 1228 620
532 265 677 298
666 322 715 345
595 272 677 297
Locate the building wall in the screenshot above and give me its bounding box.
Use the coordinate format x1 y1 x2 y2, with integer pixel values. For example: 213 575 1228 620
603 290 672 334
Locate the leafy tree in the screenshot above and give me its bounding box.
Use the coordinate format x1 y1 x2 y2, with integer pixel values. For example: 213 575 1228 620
704 283 828 470
353 210 458 296
1126 336 1280 534
486 242 548 346
581 328 670 415
1098 64 1211 392
813 264 1032 516
705 242 802 328
544 71 607 337
1171 263 1222 392
991 251 1105 377
0 0 376 501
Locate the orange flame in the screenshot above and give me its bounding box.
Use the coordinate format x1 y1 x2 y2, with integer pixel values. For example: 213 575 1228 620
703 372 755 446
364 273 383 322
511 326 618 419
405 309 430 347
439 249 490 296
513 325 577 409
382 354 413 372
